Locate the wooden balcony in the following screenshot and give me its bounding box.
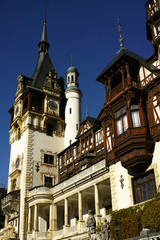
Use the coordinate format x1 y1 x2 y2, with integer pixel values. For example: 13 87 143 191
113 127 154 173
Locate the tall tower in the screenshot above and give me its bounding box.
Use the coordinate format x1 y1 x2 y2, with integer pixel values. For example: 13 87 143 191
2 18 65 239
65 61 82 148
146 0 160 57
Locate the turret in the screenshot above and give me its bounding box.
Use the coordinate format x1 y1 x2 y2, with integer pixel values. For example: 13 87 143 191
65 61 82 148
145 0 160 57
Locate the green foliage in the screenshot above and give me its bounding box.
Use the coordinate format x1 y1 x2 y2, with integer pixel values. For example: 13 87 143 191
110 206 143 240
110 197 160 240
141 198 160 232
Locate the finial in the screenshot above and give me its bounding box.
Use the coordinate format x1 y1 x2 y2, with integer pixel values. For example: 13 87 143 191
117 16 124 48
71 55 73 67
86 102 88 117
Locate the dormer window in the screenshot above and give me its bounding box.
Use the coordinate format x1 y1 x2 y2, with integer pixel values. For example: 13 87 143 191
115 106 128 135
131 104 141 128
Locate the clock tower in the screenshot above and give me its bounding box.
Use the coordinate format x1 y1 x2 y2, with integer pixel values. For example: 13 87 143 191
4 18 65 239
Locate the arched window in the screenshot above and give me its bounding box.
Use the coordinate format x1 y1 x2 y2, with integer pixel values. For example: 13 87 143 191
71 75 74 83
68 76 70 84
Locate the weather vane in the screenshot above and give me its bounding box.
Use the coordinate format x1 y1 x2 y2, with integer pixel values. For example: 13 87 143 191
117 16 124 49
71 55 73 66
86 102 88 117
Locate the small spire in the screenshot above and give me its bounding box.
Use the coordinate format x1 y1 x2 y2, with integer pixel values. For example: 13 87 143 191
86 102 88 117
117 17 124 48
71 55 73 67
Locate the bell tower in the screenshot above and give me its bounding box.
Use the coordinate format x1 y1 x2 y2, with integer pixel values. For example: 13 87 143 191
65 60 82 148
146 0 160 57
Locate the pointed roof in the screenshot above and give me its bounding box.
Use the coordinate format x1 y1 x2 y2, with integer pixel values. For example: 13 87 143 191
32 19 55 89
97 48 158 82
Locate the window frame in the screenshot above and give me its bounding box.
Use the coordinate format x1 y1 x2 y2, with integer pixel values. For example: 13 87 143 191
130 104 141 128
132 170 157 204
44 176 53 187
44 154 54 165
115 106 128 136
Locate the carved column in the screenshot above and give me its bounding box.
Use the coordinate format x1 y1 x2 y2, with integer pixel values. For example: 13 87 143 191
138 98 145 126
28 92 32 111
78 192 83 221
125 64 131 86
102 121 107 153
94 184 100 216
53 203 58 231
28 207 31 232
120 68 125 89
34 204 38 231
64 198 69 226
104 82 108 103
108 78 111 100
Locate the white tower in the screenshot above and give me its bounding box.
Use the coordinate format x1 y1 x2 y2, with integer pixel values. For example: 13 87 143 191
65 61 82 148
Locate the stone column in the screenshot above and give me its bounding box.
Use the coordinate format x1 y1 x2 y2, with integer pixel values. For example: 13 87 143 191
28 207 31 232
34 204 38 231
64 198 69 226
94 184 100 215
49 204 53 230
53 203 58 231
78 192 83 221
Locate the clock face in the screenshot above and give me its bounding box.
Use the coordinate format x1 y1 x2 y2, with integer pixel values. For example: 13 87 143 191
48 100 58 110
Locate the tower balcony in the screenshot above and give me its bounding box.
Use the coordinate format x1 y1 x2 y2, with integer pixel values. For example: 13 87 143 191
113 126 154 173
1 190 20 216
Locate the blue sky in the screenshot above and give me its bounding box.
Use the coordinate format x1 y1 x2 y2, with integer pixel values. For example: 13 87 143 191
0 0 153 187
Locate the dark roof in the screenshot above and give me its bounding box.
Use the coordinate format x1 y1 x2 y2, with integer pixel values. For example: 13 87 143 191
97 48 158 81
32 52 55 89
81 116 97 126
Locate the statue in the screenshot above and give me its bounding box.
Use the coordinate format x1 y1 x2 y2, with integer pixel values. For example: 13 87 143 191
101 219 110 240
87 210 97 240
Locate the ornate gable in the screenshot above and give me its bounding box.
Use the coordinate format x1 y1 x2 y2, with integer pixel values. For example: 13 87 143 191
76 117 96 138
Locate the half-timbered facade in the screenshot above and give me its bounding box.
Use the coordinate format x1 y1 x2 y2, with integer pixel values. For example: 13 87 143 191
1 1 160 240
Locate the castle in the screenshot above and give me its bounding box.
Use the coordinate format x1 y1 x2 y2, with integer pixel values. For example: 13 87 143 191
1 0 160 239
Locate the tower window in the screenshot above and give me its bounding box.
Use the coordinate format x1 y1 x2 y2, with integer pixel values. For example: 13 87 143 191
76 124 78 130
69 140 72 145
71 75 74 83
44 154 54 165
46 124 55 136
44 176 53 187
12 179 17 191
18 128 21 140
68 76 70 83
132 170 157 204
69 108 72 114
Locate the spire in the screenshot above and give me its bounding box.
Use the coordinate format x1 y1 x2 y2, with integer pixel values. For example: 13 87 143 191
117 17 124 49
38 0 50 53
